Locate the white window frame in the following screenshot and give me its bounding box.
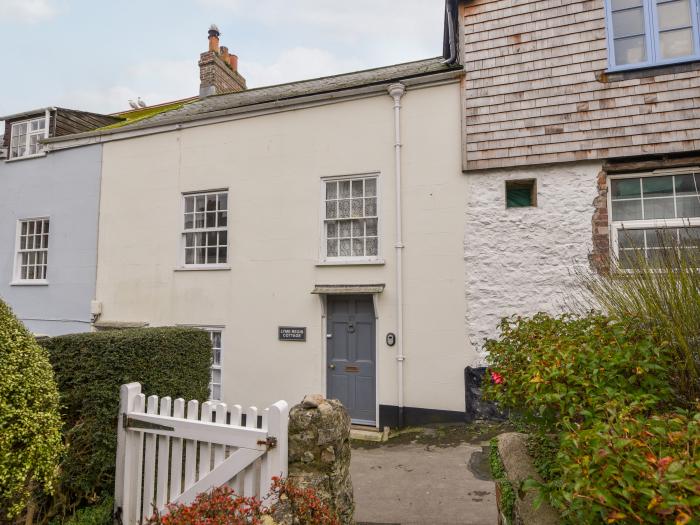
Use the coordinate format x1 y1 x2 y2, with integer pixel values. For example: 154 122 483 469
9 116 48 160
604 0 700 71
179 325 225 401
12 217 50 285
180 189 230 269
319 173 382 264
608 168 700 266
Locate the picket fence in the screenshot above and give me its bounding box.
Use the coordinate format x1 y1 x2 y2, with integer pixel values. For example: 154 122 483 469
114 382 289 525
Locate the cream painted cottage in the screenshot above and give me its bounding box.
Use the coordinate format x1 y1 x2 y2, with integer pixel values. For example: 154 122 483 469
45 28 468 428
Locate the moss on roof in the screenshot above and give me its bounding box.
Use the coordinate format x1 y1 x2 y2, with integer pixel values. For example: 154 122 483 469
99 100 192 130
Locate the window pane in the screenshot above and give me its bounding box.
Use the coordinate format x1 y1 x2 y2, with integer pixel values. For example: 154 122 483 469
679 227 700 246
218 247 227 263
366 218 378 236
618 228 645 248
352 180 363 197
211 384 221 400
206 194 217 211
612 0 642 9
365 178 377 197
675 174 700 196
611 199 643 220
365 198 377 216
185 233 195 248
659 27 694 58
352 239 364 256
206 212 216 228
615 35 647 64
326 201 337 219
184 213 193 229
339 239 351 257
366 238 378 256
195 212 205 228
338 220 351 238
218 211 228 227
327 239 338 257
612 8 645 37
658 0 691 30
218 193 227 211
338 199 351 218
206 247 217 264
676 196 700 218
326 181 337 199
195 195 206 212
327 222 338 238
642 175 673 196
185 248 194 264
351 199 363 218
219 231 227 246
213 348 221 365
352 220 364 237
643 197 675 219
339 181 351 198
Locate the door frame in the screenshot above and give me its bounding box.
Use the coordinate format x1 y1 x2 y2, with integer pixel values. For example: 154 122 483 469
319 293 380 428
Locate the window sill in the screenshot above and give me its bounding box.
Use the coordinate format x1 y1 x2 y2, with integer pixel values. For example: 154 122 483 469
600 59 700 82
316 258 385 267
10 280 49 286
174 265 231 272
4 152 47 162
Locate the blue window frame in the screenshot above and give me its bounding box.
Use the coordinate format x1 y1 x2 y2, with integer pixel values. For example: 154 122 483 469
604 0 700 70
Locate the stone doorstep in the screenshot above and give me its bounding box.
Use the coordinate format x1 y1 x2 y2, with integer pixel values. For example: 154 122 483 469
350 425 390 442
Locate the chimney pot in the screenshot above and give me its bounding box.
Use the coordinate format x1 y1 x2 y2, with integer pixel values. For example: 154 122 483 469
229 54 238 71
220 46 230 64
208 24 220 53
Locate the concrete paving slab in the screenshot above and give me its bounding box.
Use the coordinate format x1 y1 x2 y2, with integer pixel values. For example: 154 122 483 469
351 441 497 525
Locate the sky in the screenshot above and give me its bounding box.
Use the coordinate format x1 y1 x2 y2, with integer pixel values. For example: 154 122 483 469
0 0 445 126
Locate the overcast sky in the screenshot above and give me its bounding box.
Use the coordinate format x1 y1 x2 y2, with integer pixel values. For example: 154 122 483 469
0 0 445 123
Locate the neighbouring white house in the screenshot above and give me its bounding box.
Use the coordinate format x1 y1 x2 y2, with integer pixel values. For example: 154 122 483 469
45 27 468 428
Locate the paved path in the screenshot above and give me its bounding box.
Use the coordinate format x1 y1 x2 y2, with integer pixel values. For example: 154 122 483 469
351 440 497 525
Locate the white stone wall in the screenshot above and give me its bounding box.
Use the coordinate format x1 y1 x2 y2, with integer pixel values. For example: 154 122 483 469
464 161 603 363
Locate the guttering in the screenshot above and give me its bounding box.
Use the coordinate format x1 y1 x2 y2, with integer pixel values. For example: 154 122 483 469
0 106 56 122
387 83 406 428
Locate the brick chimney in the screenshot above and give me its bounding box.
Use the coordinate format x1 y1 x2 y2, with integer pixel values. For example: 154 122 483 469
199 25 247 97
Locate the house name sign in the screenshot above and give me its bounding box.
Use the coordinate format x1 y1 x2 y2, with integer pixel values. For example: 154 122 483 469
278 326 306 341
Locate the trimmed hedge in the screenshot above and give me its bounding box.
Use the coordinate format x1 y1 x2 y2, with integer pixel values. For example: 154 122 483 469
0 299 63 521
40 327 212 513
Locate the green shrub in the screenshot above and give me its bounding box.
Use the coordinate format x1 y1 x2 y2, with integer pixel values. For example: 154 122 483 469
40 327 211 516
0 298 63 521
544 410 700 524
483 313 673 429
60 497 113 525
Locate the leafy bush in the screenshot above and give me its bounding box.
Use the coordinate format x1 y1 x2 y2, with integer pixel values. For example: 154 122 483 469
60 497 113 525
483 313 672 429
577 229 700 403
147 478 340 525
540 410 700 524
0 298 63 521
40 327 212 516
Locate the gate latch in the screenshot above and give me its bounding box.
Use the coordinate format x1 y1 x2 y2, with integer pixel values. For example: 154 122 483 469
257 436 278 449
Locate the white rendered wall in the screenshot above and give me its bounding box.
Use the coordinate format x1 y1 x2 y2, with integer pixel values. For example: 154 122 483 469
96 82 468 417
464 162 602 363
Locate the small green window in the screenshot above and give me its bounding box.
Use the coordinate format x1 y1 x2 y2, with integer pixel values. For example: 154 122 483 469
506 179 537 208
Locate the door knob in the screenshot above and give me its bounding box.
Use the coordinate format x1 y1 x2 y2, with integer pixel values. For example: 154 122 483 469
329 364 336 369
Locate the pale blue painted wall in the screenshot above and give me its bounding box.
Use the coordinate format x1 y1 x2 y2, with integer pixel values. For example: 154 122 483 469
0 145 101 335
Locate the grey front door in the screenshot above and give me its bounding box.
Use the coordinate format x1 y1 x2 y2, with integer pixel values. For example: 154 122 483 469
326 295 376 425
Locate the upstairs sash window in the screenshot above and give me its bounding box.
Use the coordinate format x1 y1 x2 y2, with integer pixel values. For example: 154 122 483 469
605 0 700 70
9 117 47 159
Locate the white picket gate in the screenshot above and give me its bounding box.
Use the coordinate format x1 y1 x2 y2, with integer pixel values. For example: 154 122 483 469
114 383 289 525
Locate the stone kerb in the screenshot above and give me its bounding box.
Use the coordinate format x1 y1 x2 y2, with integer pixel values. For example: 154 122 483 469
276 394 355 525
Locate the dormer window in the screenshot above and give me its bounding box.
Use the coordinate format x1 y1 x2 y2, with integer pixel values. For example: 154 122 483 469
605 0 700 70
9 117 47 159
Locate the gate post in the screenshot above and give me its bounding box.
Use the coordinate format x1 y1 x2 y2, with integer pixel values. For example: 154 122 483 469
114 382 142 524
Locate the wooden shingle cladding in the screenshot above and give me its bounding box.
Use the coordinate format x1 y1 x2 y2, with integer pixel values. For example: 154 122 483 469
2 108 122 149
461 0 700 170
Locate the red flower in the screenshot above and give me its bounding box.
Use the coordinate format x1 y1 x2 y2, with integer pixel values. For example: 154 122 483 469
491 371 504 384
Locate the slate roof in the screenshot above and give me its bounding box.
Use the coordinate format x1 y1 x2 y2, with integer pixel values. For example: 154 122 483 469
45 57 462 142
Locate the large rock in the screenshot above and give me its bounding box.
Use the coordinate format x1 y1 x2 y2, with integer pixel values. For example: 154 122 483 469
275 397 355 524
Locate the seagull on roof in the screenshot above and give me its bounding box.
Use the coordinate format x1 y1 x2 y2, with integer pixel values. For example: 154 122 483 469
137 98 147 108
128 99 139 109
